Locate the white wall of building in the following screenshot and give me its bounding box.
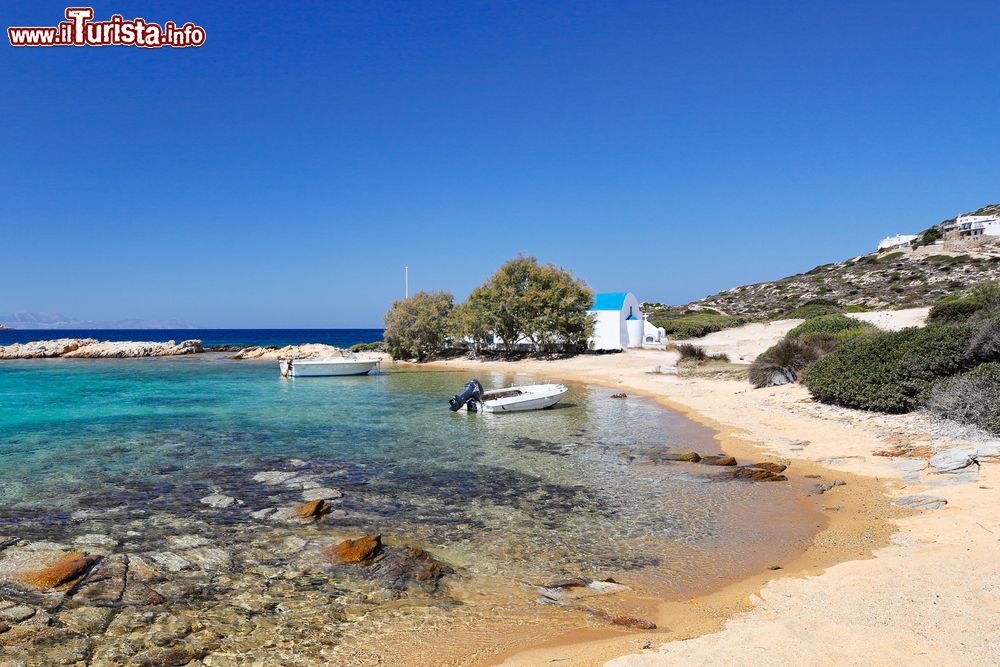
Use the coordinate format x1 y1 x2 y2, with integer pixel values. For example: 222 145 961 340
877 234 917 251
588 292 650 350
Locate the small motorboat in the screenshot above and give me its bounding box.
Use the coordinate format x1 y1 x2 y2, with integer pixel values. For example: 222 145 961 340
279 356 380 377
449 379 568 413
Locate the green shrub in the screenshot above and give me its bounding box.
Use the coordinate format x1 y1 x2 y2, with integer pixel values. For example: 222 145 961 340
911 227 943 247
749 338 821 388
652 313 748 338
928 297 982 324
880 251 905 263
925 363 1000 434
676 343 729 363
350 341 385 353
785 303 842 319
803 325 975 413
787 314 873 340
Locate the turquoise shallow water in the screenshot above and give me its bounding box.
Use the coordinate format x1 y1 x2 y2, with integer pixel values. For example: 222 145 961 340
0 354 805 595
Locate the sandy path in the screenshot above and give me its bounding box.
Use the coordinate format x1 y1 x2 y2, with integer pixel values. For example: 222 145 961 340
670 307 930 364
416 342 999 666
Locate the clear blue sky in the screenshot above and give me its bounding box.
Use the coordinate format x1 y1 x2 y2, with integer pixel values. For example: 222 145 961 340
3 0 998 327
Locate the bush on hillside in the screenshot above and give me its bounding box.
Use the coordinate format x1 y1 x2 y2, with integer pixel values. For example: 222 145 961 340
676 343 729 363
928 296 983 324
652 313 748 338
928 281 1000 325
803 325 975 413
785 303 842 319
911 227 943 248
925 363 1000 434
787 314 874 340
749 338 821 388
972 280 1000 313
966 318 1000 364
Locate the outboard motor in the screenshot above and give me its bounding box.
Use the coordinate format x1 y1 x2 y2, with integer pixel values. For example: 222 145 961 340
449 379 484 412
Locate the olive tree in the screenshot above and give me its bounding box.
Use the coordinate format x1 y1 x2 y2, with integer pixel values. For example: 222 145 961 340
463 256 593 351
383 291 454 361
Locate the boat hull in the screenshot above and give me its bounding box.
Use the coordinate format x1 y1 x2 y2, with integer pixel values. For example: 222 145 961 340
280 359 379 377
480 384 568 412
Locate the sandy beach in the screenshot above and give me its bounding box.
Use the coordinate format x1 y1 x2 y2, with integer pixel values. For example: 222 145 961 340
424 325 1000 666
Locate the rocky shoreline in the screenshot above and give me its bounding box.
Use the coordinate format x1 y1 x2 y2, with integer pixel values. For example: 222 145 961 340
0 459 460 666
0 339 370 362
0 339 204 360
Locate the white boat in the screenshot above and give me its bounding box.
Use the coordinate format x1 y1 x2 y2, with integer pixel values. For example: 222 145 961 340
449 380 569 413
279 356 380 377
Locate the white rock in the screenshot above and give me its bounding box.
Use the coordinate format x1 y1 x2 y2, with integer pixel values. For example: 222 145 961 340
166 535 211 550
282 475 321 490
249 508 276 520
185 547 232 571
148 552 192 572
893 495 948 510
976 444 1000 458
301 487 342 501
929 448 978 473
72 534 118 548
199 494 236 509
0 605 36 622
252 471 298 485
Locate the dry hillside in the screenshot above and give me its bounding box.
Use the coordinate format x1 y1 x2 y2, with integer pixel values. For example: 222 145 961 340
675 235 1000 319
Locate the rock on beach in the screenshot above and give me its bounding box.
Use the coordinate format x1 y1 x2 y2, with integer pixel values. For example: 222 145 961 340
929 448 978 474
893 495 948 510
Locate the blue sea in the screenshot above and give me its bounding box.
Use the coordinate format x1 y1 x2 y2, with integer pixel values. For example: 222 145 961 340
0 344 817 662
0 328 384 348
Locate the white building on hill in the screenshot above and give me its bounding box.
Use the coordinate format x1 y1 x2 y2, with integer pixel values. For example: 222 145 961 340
588 292 666 351
877 234 918 250
942 214 1000 237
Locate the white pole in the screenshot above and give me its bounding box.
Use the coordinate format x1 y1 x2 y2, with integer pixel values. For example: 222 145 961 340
404 266 409 298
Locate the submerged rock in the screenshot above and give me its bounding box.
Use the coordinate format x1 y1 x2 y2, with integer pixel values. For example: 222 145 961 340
72 534 118 548
367 546 454 593
294 499 331 519
57 605 117 634
327 535 382 564
199 494 236 509
0 605 36 622
251 470 299 485
11 551 97 589
148 552 192 573
610 614 657 630
302 487 342 501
